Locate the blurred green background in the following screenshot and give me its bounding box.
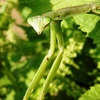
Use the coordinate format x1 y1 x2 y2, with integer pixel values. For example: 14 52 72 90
0 0 100 100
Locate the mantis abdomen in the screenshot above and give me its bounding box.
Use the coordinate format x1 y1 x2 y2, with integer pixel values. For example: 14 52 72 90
42 3 95 20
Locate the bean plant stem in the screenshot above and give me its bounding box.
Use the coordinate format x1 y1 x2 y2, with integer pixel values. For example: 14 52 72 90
2 57 19 90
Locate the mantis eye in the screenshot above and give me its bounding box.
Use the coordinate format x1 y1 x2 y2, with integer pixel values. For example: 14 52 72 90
27 16 51 35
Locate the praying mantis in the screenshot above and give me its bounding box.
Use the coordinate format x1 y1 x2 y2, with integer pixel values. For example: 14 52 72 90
23 1 100 100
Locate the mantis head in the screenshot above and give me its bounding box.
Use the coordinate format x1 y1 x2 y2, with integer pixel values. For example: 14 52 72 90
27 16 51 35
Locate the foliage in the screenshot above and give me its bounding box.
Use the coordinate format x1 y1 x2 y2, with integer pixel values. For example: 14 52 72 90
79 84 100 100
0 0 100 100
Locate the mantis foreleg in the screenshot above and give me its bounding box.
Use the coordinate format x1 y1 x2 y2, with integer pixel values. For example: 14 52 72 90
23 22 56 100
39 20 64 100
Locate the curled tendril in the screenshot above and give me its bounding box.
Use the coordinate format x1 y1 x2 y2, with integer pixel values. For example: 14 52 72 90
92 6 100 15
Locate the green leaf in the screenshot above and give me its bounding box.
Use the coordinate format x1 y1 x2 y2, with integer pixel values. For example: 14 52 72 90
74 14 100 43
11 52 22 62
74 14 100 34
78 84 100 100
89 20 100 44
51 0 95 11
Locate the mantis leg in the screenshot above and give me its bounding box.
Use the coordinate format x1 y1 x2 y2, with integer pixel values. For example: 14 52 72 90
23 22 56 100
39 20 64 100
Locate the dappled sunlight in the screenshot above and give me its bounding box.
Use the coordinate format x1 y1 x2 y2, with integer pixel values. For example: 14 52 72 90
0 0 100 100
